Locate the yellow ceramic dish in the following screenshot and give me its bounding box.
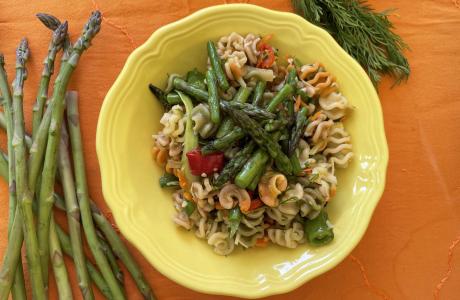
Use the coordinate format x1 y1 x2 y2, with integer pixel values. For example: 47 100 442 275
96 4 388 298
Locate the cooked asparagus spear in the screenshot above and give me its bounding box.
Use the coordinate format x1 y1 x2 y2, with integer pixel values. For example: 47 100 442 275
288 107 308 156
37 11 102 285
32 22 68 139
11 38 46 299
66 91 126 299
221 105 293 175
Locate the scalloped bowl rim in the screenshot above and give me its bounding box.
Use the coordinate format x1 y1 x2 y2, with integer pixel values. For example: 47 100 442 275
96 4 388 298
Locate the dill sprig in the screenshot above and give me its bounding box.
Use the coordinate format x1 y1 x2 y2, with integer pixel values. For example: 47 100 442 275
292 0 410 87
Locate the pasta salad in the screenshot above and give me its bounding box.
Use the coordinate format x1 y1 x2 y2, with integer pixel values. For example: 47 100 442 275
149 32 353 255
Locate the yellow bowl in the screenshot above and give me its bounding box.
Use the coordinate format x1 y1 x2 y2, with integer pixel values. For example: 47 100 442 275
96 4 388 298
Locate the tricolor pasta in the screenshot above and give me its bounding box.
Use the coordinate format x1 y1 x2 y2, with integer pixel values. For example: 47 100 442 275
149 33 353 255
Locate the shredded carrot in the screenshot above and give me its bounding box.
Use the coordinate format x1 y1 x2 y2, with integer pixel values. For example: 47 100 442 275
183 192 193 201
295 95 302 112
176 170 188 189
239 198 251 213
255 237 269 247
257 34 273 50
230 63 242 80
157 149 168 165
310 111 322 121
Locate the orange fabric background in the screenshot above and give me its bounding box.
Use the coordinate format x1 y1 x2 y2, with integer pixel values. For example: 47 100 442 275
0 0 459 299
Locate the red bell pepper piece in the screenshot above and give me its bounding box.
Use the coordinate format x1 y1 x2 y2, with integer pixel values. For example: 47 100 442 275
186 148 225 176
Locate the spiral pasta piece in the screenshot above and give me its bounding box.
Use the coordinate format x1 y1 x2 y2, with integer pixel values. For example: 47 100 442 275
324 123 354 169
258 171 288 207
243 33 261 65
299 187 325 219
319 92 349 120
218 184 250 209
160 105 186 139
208 232 235 256
267 222 305 248
217 32 244 59
191 103 219 138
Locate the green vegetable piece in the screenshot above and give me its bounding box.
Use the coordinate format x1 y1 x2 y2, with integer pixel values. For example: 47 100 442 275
304 210 334 246
266 84 294 112
216 86 252 138
297 89 311 103
159 173 179 188
201 127 245 155
221 105 292 175
206 69 221 124
228 207 242 238
288 107 309 156
177 91 199 185
149 83 170 108
207 41 230 91
247 166 265 191
165 92 182 105
252 80 266 107
235 149 270 189
186 68 206 90
214 141 255 188
286 68 297 86
183 200 196 216
290 153 302 176
173 77 208 102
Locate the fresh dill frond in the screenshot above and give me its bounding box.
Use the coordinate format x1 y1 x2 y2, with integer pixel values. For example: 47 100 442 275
291 0 410 87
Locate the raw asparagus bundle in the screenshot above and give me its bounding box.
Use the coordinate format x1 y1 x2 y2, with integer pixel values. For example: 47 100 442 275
0 11 155 300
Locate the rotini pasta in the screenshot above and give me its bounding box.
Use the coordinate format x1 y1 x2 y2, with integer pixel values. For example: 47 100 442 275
191 103 218 138
267 222 305 248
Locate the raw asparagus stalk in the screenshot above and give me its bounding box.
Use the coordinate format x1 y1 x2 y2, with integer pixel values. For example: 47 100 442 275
37 12 102 284
32 22 68 139
0 149 155 299
0 54 27 300
58 120 94 300
36 13 72 60
55 225 114 300
66 91 126 299
97 232 124 286
49 218 73 300
0 65 26 298
11 38 46 299
91 204 156 300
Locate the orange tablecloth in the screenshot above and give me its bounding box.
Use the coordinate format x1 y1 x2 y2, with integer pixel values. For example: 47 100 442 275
1 0 459 299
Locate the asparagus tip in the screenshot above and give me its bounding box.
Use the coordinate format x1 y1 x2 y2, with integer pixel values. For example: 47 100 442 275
16 38 29 64
36 12 61 30
52 21 68 47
